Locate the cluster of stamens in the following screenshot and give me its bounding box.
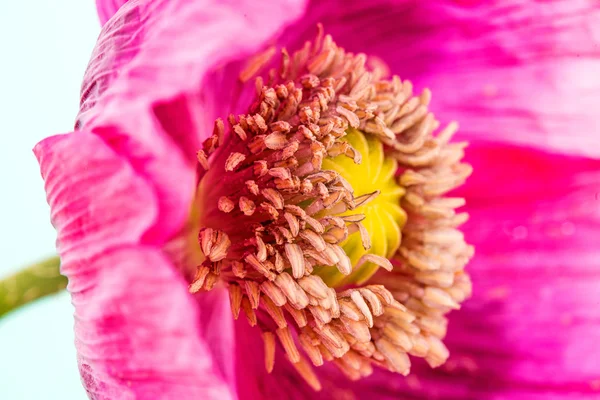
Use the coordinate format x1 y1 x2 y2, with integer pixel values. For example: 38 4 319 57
189 26 474 390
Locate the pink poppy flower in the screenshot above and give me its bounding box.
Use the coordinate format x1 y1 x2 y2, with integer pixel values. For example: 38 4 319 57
34 0 600 399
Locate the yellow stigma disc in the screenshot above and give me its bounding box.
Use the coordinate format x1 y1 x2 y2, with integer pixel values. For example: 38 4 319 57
319 129 406 286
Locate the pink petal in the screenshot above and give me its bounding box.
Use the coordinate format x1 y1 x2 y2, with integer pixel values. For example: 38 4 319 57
280 0 600 157
35 132 233 399
52 1 600 398
77 0 308 243
34 133 158 266
95 0 129 25
195 288 238 391
455 144 600 392
75 247 234 400
410 145 600 399
79 0 307 159
315 145 600 399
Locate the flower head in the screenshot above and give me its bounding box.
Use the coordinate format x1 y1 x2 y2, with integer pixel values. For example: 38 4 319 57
188 30 473 385
35 0 600 399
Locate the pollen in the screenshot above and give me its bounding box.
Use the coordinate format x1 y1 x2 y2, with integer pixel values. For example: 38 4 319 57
190 25 473 389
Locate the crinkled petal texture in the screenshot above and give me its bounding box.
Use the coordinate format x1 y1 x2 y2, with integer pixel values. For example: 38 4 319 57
36 0 307 398
78 0 306 242
443 144 600 400
235 1 600 398
280 0 600 158
230 1 600 398
235 146 600 400
36 0 600 399
96 0 129 24
307 145 600 400
34 132 233 399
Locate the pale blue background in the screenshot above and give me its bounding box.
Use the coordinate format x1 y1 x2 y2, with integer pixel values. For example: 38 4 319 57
0 1 100 398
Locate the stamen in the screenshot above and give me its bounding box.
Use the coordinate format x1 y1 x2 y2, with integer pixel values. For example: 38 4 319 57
374 338 411 375
190 27 473 390
263 295 287 328
355 254 393 272
277 326 301 363
299 333 324 366
275 272 309 309
198 228 230 262
228 284 242 319
196 150 209 170
262 331 276 373
291 357 322 391
261 280 287 307
244 280 261 309
240 46 277 83
224 152 246 172
350 290 374 327
285 303 308 328
241 297 257 327
285 243 306 278
218 196 235 213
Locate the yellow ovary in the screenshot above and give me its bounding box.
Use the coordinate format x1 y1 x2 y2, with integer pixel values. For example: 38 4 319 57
319 129 406 286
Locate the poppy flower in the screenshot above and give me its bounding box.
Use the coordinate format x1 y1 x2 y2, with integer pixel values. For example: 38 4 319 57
34 0 600 399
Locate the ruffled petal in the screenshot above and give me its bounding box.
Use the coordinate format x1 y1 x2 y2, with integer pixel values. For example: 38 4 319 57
78 0 308 242
35 132 233 399
95 0 128 25
307 144 600 399
34 132 158 264
450 144 600 396
75 247 234 400
278 0 600 157
79 0 307 161
59 1 600 398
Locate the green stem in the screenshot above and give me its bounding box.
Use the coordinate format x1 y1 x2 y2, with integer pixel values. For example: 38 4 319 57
0 257 66 318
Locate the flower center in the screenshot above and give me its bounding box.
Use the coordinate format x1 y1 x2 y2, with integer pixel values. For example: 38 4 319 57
317 128 406 287
188 27 474 391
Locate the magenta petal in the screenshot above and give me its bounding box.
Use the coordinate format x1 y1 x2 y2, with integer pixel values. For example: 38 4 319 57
396 1 600 158
281 0 600 157
95 0 129 25
75 247 234 400
79 0 308 159
323 145 600 399
456 144 600 392
412 145 600 399
34 132 158 263
35 132 233 399
78 0 308 241
195 288 238 391
40 0 600 398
